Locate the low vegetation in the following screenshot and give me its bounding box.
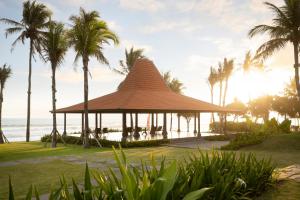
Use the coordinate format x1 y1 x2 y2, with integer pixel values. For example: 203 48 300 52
7 148 275 200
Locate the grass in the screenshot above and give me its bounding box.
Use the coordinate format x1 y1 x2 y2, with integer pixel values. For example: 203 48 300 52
0 134 300 199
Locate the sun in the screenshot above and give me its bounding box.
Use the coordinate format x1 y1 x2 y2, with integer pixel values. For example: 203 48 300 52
227 68 292 104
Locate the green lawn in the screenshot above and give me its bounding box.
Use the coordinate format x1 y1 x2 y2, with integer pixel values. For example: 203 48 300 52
0 134 300 199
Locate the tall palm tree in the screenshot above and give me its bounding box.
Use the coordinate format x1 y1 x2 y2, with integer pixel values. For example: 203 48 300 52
42 22 68 148
114 47 144 130
0 64 12 144
208 67 218 123
68 8 119 148
249 0 300 99
0 0 51 142
222 58 234 107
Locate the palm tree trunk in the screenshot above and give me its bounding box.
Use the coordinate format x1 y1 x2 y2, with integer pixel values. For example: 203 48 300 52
293 41 300 100
83 57 90 148
219 79 223 133
210 86 215 123
51 66 57 148
26 39 33 142
222 78 229 107
0 86 4 144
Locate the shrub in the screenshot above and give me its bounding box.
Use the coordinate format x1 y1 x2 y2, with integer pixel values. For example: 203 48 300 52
279 119 291 133
210 121 262 133
41 135 169 148
221 131 267 150
203 134 232 141
7 148 275 200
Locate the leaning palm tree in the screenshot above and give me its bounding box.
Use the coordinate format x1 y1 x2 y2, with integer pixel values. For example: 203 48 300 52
114 47 144 130
0 0 51 142
68 8 119 148
249 0 300 99
222 58 234 107
208 67 218 123
42 21 68 148
0 64 12 144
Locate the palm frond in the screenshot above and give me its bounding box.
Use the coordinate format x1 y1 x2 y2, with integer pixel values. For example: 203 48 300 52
255 38 289 60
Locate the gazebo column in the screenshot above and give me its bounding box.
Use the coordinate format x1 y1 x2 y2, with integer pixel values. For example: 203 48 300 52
95 113 98 138
194 113 197 134
150 113 155 135
81 113 84 137
177 114 181 132
156 113 158 127
162 113 167 137
99 113 102 133
63 113 67 136
134 113 140 137
198 113 201 137
122 112 128 138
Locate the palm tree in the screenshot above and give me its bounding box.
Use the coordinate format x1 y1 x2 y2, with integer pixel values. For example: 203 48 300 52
0 0 51 142
222 58 234 107
208 67 218 123
42 22 68 148
248 0 300 99
114 47 144 130
163 71 184 131
0 64 12 144
217 62 224 107
68 8 119 148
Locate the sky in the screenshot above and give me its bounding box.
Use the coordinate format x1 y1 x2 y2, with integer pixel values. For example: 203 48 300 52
0 0 296 118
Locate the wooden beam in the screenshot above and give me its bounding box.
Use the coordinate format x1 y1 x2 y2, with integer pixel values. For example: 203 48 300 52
99 113 102 132
95 113 98 138
134 113 140 137
198 113 201 136
177 114 181 132
81 113 84 138
150 113 155 135
194 113 197 134
162 113 167 136
122 112 128 138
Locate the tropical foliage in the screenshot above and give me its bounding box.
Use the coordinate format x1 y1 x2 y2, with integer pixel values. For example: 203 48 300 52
6 148 275 199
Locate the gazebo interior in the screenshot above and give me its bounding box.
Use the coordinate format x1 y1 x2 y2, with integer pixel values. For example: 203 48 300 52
56 59 237 141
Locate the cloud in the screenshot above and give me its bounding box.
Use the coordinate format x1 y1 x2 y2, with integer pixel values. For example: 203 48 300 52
141 19 202 34
107 20 122 32
121 39 153 54
185 55 219 71
119 0 165 12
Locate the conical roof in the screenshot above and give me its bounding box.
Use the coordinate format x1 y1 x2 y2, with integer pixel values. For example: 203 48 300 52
56 58 238 113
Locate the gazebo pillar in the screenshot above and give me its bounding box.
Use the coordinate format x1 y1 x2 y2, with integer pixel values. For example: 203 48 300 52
81 113 84 137
162 113 167 137
99 113 102 133
194 113 197 134
177 114 181 132
63 113 67 136
156 113 158 127
95 113 98 138
122 112 128 138
134 113 140 137
150 113 155 135
198 113 201 137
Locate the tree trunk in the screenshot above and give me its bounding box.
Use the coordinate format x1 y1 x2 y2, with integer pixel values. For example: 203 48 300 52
210 86 215 123
83 57 90 148
0 86 4 144
219 79 223 133
51 66 57 148
26 39 33 142
293 41 300 100
222 78 229 107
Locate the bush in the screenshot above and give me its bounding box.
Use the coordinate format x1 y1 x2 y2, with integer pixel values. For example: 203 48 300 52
41 134 169 148
203 134 232 141
279 119 291 133
221 131 267 150
7 148 275 200
210 121 262 133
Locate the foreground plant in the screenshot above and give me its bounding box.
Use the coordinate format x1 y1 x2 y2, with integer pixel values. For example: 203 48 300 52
7 148 275 199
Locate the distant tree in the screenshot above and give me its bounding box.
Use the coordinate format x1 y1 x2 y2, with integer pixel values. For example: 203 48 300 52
68 8 119 148
222 58 234 107
284 77 297 98
42 21 68 148
0 0 51 142
163 71 184 131
226 98 247 122
208 67 218 123
248 95 273 123
0 64 12 144
181 113 194 132
217 62 224 107
114 47 144 130
249 0 300 99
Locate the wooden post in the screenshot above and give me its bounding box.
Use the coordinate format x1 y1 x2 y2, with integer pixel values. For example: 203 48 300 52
122 112 128 138
162 113 167 136
156 113 158 127
63 113 67 136
95 113 98 137
134 113 140 137
99 113 102 133
198 113 201 136
81 113 84 137
194 113 197 134
177 114 181 132
150 113 155 135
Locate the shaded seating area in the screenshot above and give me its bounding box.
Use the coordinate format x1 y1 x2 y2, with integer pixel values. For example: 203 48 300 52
56 59 238 140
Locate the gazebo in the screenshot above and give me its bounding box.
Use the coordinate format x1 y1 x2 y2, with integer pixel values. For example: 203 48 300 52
56 58 237 139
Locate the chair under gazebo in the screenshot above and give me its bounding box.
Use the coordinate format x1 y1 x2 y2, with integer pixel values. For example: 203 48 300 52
56 58 238 140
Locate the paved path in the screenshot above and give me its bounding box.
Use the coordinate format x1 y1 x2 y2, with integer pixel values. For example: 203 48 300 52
168 139 229 149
